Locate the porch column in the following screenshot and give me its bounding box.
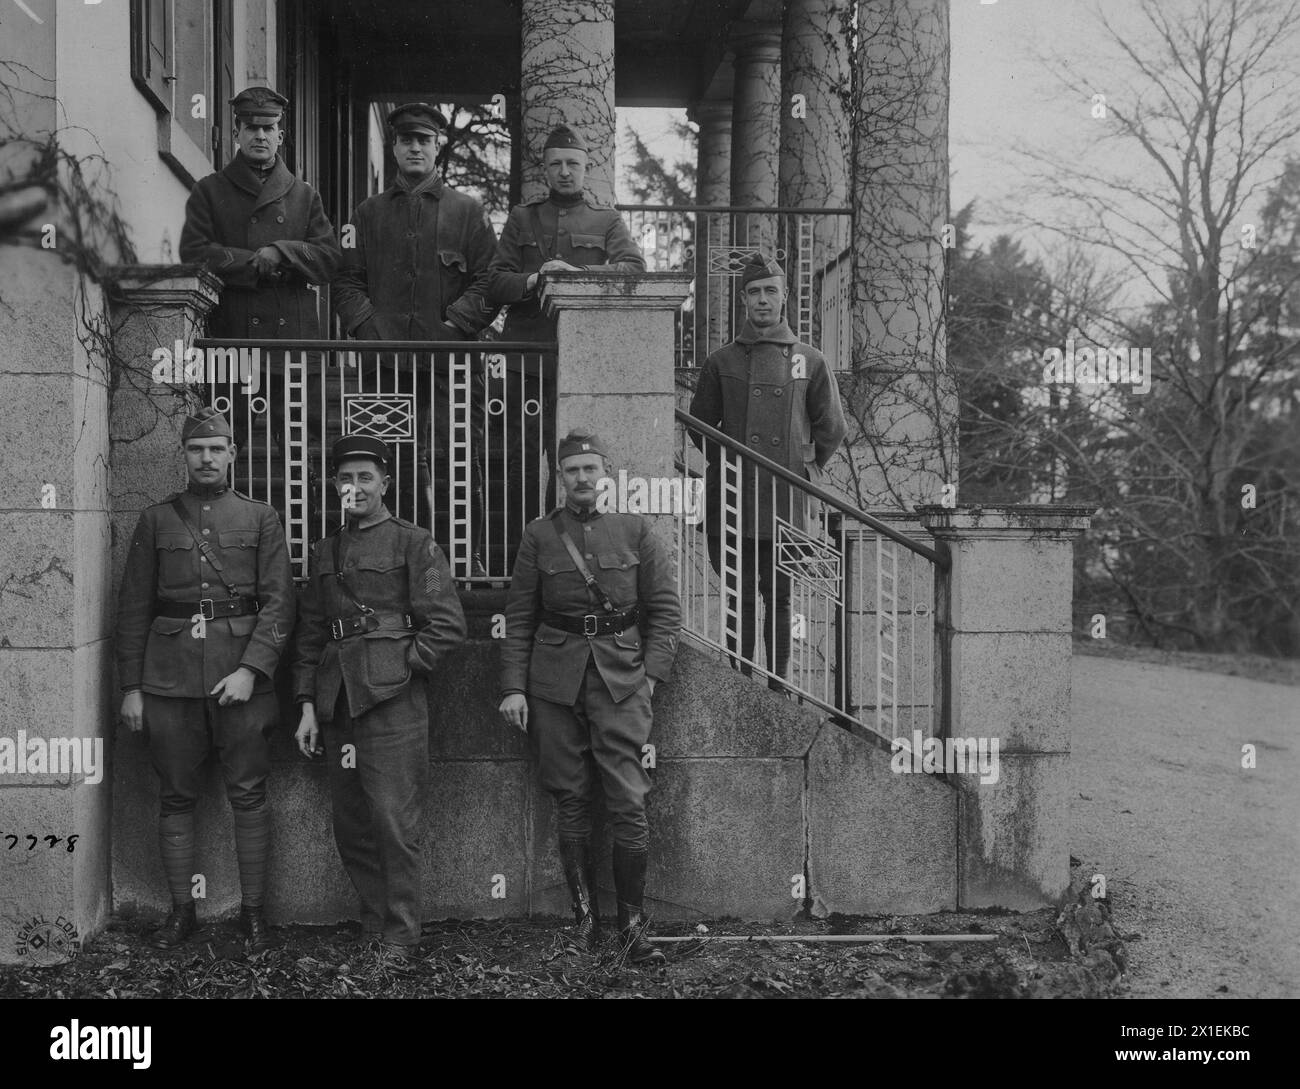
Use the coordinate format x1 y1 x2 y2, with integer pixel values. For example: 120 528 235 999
845 0 954 508
541 272 693 548
728 23 782 208
920 505 1094 909
690 99 732 363
520 0 617 206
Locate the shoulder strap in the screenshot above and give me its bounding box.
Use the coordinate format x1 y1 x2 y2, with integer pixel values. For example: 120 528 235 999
331 530 373 615
526 203 555 263
550 512 615 614
170 496 241 599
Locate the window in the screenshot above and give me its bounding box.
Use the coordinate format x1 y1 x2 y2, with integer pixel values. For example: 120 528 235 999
130 0 235 182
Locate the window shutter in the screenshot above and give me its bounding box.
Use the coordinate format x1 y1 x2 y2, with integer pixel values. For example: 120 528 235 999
130 0 173 113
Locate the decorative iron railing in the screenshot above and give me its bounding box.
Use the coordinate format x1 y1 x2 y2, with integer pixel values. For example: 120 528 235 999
194 339 556 583
618 205 852 368
674 409 946 746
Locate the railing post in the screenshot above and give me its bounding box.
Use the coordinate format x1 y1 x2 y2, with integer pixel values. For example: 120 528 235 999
920 504 1094 909
541 272 693 542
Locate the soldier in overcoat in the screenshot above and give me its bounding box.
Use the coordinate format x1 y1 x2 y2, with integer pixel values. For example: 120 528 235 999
293 436 467 957
688 252 846 687
498 430 681 963
115 407 296 951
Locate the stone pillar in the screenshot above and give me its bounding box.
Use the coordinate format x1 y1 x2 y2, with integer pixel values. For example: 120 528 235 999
520 0 617 206
0 246 113 964
541 272 693 547
728 23 782 207
780 0 851 345
690 100 732 364
919 505 1094 910
847 0 954 508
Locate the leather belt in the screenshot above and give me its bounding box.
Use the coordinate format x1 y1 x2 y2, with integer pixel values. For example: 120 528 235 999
539 606 639 637
156 597 260 620
329 612 414 641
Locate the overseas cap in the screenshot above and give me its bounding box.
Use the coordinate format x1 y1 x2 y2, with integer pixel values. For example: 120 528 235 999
331 434 390 471
543 124 587 153
741 251 785 286
557 429 608 463
230 86 288 124
182 406 233 442
387 103 447 136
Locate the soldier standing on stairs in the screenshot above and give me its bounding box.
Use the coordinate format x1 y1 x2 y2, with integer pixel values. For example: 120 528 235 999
115 407 295 953
498 430 681 963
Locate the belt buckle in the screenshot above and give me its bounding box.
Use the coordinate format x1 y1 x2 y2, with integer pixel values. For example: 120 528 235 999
199 598 216 621
330 618 345 640
582 614 599 637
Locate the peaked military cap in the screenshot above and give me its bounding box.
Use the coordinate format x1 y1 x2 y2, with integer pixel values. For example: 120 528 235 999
331 434 390 471
230 86 288 124
741 251 785 287
557 429 608 463
182 406 233 442
543 124 587 153
387 103 447 136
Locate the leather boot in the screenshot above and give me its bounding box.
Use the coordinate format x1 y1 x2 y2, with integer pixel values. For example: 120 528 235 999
239 905 271 953
559 840 600 954
612 844 664 965
151 902 199 950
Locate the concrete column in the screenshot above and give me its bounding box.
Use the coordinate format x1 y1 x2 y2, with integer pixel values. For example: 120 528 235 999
0 248 114 964
919 505 1094 910
541 272 692 547
520 0 617 206
690 100 732 363
847 0 955 508
728 24 782 207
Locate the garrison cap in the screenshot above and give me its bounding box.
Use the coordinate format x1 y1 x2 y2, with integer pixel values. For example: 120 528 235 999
182 406 233 442
331 434 390 471
387 103 447 136
557 429 608 463
741 251 786 287
230 86 288 125
543 124 587 154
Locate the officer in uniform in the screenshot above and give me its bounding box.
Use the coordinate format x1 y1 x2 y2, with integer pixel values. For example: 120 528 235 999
498 430 680 964
116 407 295 951
293 436 467 958
333 103 499 572
487 125 645 526
688 252 846 688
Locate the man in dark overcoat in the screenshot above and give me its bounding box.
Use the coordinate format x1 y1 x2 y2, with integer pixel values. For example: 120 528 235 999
688 252 846 688
498 430 681 964
115 407 296 952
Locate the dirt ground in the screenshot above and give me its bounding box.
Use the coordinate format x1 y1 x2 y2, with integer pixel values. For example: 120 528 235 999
0 877 1125 999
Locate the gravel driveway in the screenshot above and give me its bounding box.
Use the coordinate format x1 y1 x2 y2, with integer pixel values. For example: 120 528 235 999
1070 654 1299 998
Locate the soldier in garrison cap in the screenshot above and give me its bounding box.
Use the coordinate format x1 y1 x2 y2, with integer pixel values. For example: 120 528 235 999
689 250 846 689
115 406 295 953
292 434 467 959
499 430 681 963
487 123 647 527
333 102 500 572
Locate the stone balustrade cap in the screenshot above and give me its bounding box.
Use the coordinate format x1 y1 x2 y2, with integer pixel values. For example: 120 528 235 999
107 264 223 309
917 504 1096 536
542 271 693 314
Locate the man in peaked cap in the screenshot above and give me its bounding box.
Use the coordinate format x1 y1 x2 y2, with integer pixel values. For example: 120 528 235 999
499 429 681 964
487 123 646 532
116 406 296 952
689 250 846 690
333 102 499 572
292 434 467 958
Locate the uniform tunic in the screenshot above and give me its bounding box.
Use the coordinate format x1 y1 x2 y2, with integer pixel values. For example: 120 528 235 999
115 484 295 812
293 513 467 948
500 503 681 847
179 152 341 340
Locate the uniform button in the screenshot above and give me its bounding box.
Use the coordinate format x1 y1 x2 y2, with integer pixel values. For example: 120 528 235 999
251 317 260 325
346 560 356 568
559 210 567 217
202 506 211 512
251 216 258 223
585 553 593 559
278 318 286 326
558 228 566 235
407 231 415 238
201 528 210 536
202 582 210 589
753 389 762 397
771 437 780 446
276 215 285 223
201 556 209 564
750 435 760 444
774 388 783 396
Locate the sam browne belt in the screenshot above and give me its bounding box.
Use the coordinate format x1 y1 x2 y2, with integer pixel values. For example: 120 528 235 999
156 597 261 620
539 606 639 637
328 612 415 641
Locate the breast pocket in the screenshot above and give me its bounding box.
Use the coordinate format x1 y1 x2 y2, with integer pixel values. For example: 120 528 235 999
569 233 605 260
596 550 640 602
218 529 260 586
156 533 196 592
353 555 406 600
